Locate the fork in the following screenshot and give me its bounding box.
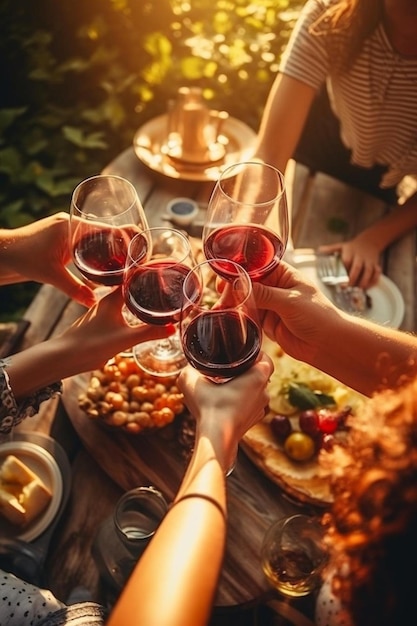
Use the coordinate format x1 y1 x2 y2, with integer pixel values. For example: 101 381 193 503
316 253 370 314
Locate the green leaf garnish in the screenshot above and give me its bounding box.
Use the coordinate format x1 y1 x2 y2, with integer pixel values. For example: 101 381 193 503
288 383 336 410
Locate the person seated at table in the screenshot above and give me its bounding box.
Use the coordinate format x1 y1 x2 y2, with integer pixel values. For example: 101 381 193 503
255 0 417 289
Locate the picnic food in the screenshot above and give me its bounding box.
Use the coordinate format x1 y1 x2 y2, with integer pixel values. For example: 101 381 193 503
0 454 52 526
77 353 185 434
241 338 364 506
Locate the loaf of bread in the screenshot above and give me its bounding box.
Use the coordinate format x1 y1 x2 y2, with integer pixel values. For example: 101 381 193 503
0 454 52 526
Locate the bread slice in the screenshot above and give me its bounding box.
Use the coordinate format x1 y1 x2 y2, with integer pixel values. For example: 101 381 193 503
0 454 52 526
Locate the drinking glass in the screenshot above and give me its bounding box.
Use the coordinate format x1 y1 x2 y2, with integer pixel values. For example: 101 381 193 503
69 174 149 293
92 486 168 593
123 227 196 377
202 161 289 281
261 514 328 598
180 258 262 383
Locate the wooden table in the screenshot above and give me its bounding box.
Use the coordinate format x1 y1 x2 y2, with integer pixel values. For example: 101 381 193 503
12 148 416 622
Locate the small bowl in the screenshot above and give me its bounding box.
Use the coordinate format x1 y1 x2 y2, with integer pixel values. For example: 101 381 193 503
166 197 199 227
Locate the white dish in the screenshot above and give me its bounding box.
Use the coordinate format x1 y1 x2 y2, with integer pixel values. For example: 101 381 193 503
133 113 257 181
0 440 64 542
289 249 405 329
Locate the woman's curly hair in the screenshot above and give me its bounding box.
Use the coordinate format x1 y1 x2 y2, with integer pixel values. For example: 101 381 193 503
320 378 417 626
310 0 383 71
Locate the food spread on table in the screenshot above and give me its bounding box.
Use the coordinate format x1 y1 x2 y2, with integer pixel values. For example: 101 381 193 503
0 454 52 526
241 338 365 506
77 353 185 434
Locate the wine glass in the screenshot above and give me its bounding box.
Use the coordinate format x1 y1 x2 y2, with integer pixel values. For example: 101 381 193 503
261 514 328 598
180 258 262 382
123 227 196 378
69 174 149 295
202 161 289 281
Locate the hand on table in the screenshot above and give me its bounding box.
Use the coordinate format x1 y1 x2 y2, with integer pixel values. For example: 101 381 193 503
318 234 382 289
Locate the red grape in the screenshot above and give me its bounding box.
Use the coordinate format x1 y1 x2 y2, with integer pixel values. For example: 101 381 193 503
298 409 320 437
270 414 292 441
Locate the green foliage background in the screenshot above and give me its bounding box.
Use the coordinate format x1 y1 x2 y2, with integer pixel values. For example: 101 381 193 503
0 0 302 319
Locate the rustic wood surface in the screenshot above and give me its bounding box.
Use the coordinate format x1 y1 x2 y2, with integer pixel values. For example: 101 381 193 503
10 148 416 622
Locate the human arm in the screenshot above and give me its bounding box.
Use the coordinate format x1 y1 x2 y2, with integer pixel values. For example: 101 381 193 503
253 262 417 396
319 192 417 288
4 287 171 403
0 212 96 307
255 72 317 176
107 354 273 626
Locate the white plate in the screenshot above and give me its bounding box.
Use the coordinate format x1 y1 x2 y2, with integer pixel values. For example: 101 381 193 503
0 441 63 542
289 249 405 329
133 113 257 181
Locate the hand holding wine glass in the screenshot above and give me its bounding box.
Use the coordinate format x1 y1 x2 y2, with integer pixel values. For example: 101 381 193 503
123 227 196 377
69 174 149 293
180 258 263 474
203 161 289 282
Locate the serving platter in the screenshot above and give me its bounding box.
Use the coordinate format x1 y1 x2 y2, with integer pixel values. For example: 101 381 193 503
133 114 257 181
241 338 365 507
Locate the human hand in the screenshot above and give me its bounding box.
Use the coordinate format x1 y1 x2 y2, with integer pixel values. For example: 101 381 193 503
318 234 382 289
253 261 342 365
61 287 174 373
177 353 273 471
0 212 96 307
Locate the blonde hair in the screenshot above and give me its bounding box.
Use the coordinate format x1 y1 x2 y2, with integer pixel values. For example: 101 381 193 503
321 377 417 625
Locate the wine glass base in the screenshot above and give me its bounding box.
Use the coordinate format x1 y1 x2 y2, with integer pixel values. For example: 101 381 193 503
133 338 187 378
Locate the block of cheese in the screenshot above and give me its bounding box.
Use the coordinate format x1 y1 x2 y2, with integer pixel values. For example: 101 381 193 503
0 454 52 526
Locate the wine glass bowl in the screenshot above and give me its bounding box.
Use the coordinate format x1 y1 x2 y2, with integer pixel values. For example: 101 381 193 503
180 259 262 383
203 161 289 282
69 174 149 289
123 227 196 377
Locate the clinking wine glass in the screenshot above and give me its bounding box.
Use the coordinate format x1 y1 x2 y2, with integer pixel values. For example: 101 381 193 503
69 174 149 295
202 161 289 281
180 258 263 473
123 227 196 378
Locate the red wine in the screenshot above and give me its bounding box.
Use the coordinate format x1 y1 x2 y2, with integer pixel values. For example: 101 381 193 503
182 310 261 378
204 224 285 281
73 226 139 286
125 261 196 326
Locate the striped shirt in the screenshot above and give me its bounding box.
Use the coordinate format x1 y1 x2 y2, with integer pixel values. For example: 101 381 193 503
279 0 417 188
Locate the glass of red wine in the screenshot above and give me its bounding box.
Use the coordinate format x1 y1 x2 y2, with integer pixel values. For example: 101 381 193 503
123 227 196 378
202 161 289 281
69 174 149 296
180 258 262 381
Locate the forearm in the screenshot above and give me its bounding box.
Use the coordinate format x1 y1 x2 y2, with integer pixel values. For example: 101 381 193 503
309 310 417 396
6 334 95 401
108 432 227 626
360 192 417 251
